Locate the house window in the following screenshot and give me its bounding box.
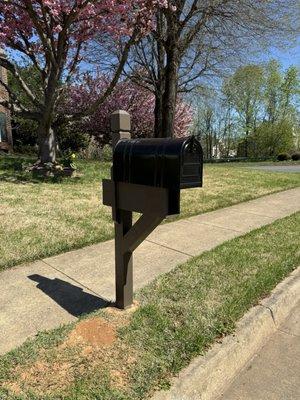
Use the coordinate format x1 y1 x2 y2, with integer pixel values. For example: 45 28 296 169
0 112 7 142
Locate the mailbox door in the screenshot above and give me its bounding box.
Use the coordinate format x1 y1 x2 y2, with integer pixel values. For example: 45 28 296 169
180 137 203 189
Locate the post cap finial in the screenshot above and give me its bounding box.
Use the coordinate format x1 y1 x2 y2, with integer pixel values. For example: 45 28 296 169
111 110 131 133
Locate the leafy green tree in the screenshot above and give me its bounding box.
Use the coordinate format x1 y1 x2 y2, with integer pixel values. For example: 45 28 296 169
223 65 264 156
257 61 299 156
280 66 299 120
264 60 299 123
264 60 282 123
252 119 295 157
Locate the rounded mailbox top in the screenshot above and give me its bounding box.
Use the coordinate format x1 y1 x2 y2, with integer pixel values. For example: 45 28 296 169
113 135 203 190
114 135 201 155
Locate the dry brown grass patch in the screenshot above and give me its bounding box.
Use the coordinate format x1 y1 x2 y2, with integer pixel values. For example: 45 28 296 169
2 358 79 396
3 315 138 397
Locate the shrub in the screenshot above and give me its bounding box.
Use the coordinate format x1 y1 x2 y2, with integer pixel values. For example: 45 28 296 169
12 118 38 147
13 144 38 156
101 144 113 162
61 151 77 170
12 116 90 154
78 137 102 160
249 120 295 158
291 152 300 161
57 127 90 153
277 152 290 161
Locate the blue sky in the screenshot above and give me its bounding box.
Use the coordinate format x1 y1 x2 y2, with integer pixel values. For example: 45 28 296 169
261 39 300 70
8 34 300 74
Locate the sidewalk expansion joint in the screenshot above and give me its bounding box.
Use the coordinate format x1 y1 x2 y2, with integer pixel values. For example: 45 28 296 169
41 260 106 300
259 304 276 326
277 328 300 338
187 220 243 233
227 209 279 219
145 239 194 257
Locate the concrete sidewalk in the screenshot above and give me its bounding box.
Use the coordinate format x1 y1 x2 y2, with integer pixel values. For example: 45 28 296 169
0 188 299 355
219 300 300 400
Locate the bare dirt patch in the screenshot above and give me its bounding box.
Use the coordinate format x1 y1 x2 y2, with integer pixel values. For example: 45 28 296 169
66 317 116 347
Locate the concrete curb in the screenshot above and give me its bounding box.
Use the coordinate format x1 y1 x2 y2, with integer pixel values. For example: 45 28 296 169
151 266 300 400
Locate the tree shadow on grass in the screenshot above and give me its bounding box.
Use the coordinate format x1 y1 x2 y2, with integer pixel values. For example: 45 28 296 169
0 172 44 184
0 155 82 185
28 274 110 317
0 170 82 185
0 172 67 185
0 157 45 184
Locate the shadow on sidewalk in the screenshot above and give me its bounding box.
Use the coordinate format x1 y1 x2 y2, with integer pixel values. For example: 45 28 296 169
28 274 110 317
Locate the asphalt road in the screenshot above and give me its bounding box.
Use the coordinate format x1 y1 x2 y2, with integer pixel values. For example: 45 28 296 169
249 165 300 173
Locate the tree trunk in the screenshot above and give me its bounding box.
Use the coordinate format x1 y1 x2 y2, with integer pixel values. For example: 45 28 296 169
245 128 249 158
161 46 179 138
38 120 57 164
154 11 166 138
154 93 163 138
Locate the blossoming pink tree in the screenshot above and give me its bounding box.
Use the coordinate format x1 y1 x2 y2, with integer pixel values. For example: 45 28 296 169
65 76 193 143
0 0 164 166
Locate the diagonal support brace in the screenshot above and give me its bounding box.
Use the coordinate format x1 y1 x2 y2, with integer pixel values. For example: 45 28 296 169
123 212 166 254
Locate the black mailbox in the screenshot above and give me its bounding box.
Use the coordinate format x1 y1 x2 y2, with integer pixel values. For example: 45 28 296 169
113 136 203 191
112 136 203 215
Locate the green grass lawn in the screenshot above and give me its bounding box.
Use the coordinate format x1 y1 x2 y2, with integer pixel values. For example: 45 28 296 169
0 213 299 400
0 155 299 271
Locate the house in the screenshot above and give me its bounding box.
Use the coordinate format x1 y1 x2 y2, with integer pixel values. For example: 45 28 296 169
0 51 13 151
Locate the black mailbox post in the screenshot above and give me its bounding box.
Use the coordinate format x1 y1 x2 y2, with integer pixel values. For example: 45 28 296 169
103 111 203 309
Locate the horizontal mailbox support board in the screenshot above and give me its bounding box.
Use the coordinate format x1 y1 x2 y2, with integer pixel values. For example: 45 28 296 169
102 179 170 215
